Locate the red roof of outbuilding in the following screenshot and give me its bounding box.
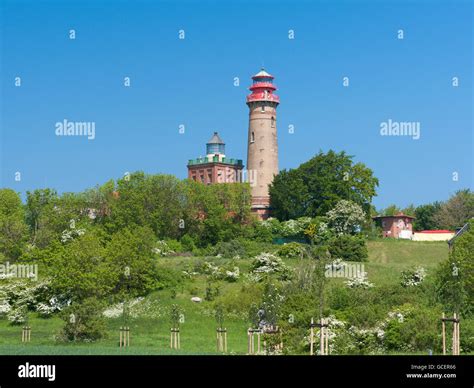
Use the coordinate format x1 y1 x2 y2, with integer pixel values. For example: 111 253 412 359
417 230 454 234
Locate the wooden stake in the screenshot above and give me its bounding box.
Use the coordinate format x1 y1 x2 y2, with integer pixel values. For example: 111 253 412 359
442 313 446 355
310 318 314 356
320 318 325 355
325 319 329 355
224 329 227 353
247 329 251 354
22 326 31 343
257 331 260 353
457 318 460 355
170 328 180 350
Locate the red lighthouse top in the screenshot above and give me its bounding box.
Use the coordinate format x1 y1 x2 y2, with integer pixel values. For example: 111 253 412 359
247 68 280 104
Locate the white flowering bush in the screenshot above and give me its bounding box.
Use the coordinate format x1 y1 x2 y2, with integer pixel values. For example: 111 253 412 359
316 221 330 238
60 220 86 243
200 261 240 282
102 297 165 320
224 267 240 282
306 315 346 355
326 200 366 235
0 299 11 315
260 217 282 234
345 326 383 355
345 271 374 289
36 296 68 317
102 303 124 319
281 220 300 236
0 279 69 322
401 266 426 287
325 258 346 272
303 305 432 354
152 240 175 257
373 305 414 351
181 269 199 278
250 253 290 282
7 306 27 324
280 217 312 238
202 261 224 280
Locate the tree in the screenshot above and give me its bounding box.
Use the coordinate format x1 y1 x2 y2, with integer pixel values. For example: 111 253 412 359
378 204 400 216
307 246 331 325
328 234 368 262
51 233 113 302
106 226 159 298
59 297 107 342
435 219 474 316
108 172 252 245
269 150 378 220
268 169 309 220
0 189 28 260
25 189 88 248
25 189 58 246
413 202 442 231
109 172 184 238
83 179 116 221
326 200 366 235
433 189 474 230
181 180 251 247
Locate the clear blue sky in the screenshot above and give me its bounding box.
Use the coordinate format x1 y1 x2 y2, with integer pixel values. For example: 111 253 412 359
1 0 472 210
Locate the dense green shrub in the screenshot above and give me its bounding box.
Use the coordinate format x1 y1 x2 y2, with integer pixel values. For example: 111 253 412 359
245 220 274 242
328 234 368 262
460 318 474 353
327 285 352 311
276 242 306 259
212 239 246 258
214 283 262 318
164 239 183 254
205 281 220 301
180 234 196 252
343 303 386 328
238 238 276 258
382 306 439 353
435 219 473 316
278 288 318 354
58 298 107 342
155 266 183 290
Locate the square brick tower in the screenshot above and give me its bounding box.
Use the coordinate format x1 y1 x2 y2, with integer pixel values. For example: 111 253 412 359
246 69 280 220
187 132 244 184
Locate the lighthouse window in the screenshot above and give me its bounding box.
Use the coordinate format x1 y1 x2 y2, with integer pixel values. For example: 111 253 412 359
261 104 265 112
251 132 255 143
271 116 275 127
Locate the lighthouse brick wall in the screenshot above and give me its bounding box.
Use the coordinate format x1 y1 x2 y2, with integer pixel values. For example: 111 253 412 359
246 70 280 219
247 101 278 207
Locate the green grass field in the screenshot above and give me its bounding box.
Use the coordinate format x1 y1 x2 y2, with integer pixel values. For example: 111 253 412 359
0 239 451 355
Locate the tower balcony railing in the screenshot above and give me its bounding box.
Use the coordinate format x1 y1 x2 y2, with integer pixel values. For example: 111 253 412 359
188 157 243 166
246 92 280 103
250 82 277 90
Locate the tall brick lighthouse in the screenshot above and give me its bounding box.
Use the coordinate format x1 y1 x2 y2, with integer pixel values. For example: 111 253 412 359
246 68 280 220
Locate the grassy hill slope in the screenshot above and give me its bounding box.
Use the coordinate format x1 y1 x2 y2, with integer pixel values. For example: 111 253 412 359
0 239 453 355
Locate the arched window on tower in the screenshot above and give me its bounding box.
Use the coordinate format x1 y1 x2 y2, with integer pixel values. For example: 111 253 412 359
271 116 275 128
251 131 255 143
261 104 265 112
